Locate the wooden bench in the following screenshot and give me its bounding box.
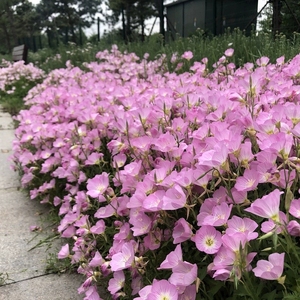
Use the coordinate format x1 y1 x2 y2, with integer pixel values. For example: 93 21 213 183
12 45 28 64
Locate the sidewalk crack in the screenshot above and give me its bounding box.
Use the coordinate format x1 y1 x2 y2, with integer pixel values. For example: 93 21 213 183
0 273 52 287
0 186 21 192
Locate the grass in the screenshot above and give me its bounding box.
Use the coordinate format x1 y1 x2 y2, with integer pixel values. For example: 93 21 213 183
0 77 44 116
19 29 300 72
1 28 300 75
45 253 76 274
25 204 77 275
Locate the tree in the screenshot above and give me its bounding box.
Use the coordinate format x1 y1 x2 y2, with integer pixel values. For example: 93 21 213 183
16 1 41 38
280 0 300 37
258 0 300 38
0 0 39 53
258 2 272 34
134 0 158 41
106 0 158 42
0 0 19 52
37 0 103 44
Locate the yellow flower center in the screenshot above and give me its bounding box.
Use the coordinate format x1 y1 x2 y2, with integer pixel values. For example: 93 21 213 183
205 237 214 247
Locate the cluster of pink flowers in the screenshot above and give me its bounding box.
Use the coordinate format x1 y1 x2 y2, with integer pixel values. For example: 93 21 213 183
11 46 300 299
0 60 45 94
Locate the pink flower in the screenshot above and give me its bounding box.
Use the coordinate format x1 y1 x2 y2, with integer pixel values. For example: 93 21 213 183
158 244 182 270
108 270 125 295
252 253 285 280
90 220 106 234
224 48 234 57
58 244 70 259
197 199 216 226
135 285 152 299
143 190 164 212
287 220 300 236
162 184 186 210
130 211 152 236
152 132 177 152
235 169 259 192
131 275 143 296
226 216 258 241
83 286 103 300
86 172 109 201
212 246 236 268
94 199 118 219
172 218 193 244
289 199 300 218
178 285 196 300
147 280 178 300
29 225 40 232
89 251 105 268
144 229 162 250
169 260 198 286
110 242 135 271
194 225 222 254
113 153 127 168
85 153 103 166
256 56 270 66
229 188 247 204
211 243 257 281
107 139 126 155
197 143 229 170
237 141 254 167
212 267 232 281
171 52 178 63
221 232 247 252
261 211 287 234
292 122 300 137
201 202 232 227
181 51 193 61
244 189 283 222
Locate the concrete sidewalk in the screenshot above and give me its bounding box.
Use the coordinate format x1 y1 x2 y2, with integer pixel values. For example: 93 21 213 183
0 106 84 300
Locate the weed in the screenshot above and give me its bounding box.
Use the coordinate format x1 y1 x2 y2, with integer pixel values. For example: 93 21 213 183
0 272 13 286
45 252 75 274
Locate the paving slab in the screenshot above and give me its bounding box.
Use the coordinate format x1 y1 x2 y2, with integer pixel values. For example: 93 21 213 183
0 189 46 232
0 153 20 189
0 105 87 300
0 273 83 300
0 129 15 150
0 109 11 118
0 185 84 289
0 116 14 130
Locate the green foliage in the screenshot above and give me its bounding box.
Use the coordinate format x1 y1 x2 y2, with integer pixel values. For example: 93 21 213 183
36 0 102 44
15 0 41 37
258 2 272 34
0 77 42 115
46 252 75 274
0 0 40 54
28 42 99 71
26 28 300 74
257 1 300 38
283 289 300 300
106 0 158 41
161 28 300 71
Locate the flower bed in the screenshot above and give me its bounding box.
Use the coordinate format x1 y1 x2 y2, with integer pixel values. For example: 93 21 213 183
11 46 300 300
0 59 45 114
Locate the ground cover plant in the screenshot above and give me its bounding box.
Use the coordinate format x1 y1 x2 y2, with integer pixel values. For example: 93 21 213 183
6 29 300 76
0 60 45 115
8 45 300 300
